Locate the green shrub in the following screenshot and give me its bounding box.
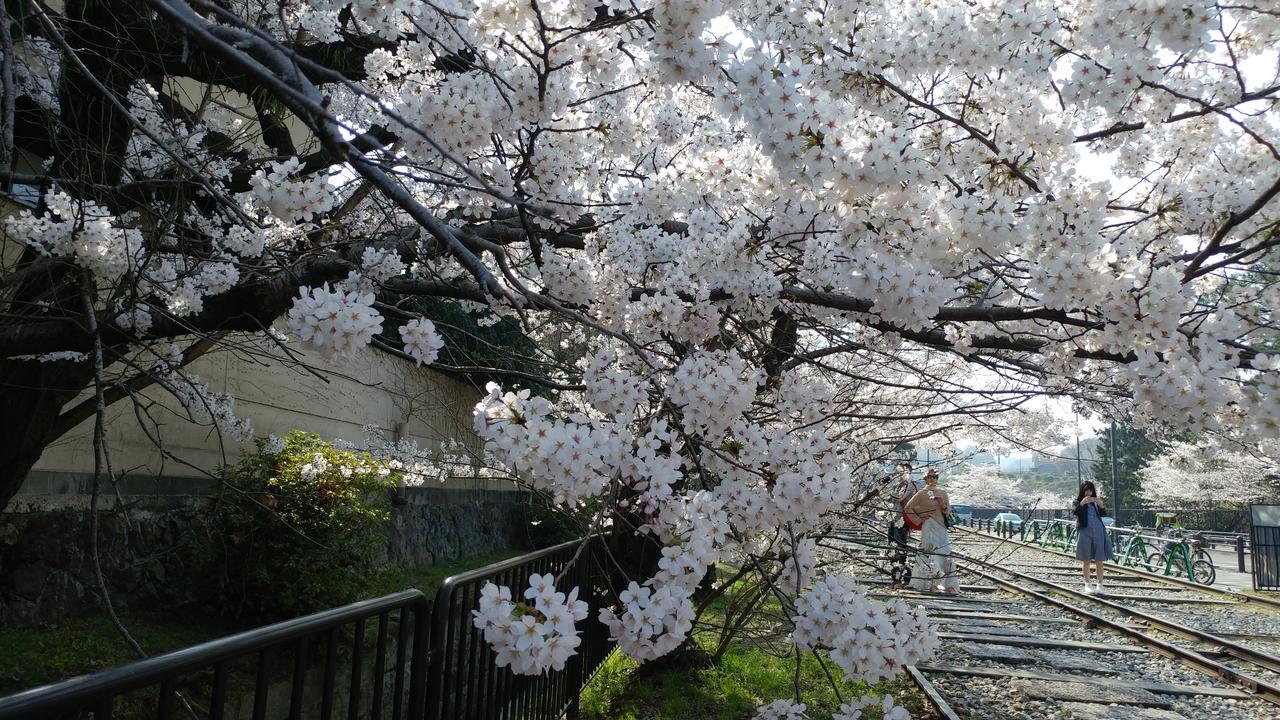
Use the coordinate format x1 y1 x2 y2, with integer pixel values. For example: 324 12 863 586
210 431 400 619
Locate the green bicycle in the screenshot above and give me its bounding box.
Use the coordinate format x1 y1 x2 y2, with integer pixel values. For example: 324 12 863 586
1112 530 1162 572
1150 530 1216 585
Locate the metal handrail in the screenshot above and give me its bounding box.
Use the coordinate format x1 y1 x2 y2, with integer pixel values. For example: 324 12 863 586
0 589 431 719
0 537 623 720
425 535 616 720
435 536 586 590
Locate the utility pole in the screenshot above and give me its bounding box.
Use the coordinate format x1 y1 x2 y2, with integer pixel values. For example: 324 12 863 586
1075 414 1083 485
1109 420 1119 525
1076 436 1083 484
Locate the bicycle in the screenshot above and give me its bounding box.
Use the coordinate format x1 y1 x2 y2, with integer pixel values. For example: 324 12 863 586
1113 531 1162 572
1151 530 1216 585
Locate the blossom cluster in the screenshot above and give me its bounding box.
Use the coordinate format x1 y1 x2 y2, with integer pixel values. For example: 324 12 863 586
400 318 444 366
249 157 335 223
754 700 810 720
791 575 938 684
753 696 911 720
597 580 696 662
540 248 596 307
473 383 620 504
708 423 858 535
11 351 89 363
6 189 143 280
583 351 647 417
342 246 407 294
668 350 763 438
351 424 448 485
617 419 682 515
472 573 588 675
285 285 384 358
166 371 253 443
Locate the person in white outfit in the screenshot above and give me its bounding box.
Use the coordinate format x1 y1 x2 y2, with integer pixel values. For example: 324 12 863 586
905 469 959 594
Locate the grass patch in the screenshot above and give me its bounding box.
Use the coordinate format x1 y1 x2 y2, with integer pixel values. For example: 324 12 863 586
581 645 931 720
362 549 525 599
0 611 239 695
0 549 526 696
580 573 937 720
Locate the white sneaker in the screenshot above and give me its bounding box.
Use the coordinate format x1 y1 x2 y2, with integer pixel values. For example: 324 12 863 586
1083 582 1094 594
1094 583 1105 594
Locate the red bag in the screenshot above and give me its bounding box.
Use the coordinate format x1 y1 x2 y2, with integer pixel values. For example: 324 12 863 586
900 497 923 531
899 480 923 531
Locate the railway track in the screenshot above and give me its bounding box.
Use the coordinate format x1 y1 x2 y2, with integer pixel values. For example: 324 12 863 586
834 527 1280 720
956 528 1280 661
972 524 1280 611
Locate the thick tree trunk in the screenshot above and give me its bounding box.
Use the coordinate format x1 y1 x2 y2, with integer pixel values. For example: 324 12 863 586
0 359 94 509
0 0 150 510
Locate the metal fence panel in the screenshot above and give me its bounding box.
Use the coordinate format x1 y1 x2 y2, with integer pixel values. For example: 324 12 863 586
1252 504 1280 592
0 534 626 720
0 591 432 720
424 535 617 720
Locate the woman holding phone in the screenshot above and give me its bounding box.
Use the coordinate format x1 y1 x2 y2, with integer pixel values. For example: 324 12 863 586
1073 481 1112 594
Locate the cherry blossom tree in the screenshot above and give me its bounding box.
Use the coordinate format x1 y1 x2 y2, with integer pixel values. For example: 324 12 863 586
3 0 1280 712
1138 438 1280 509
942 463 1066 510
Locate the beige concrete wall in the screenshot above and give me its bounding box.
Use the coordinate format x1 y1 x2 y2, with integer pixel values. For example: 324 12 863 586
23 341 511 498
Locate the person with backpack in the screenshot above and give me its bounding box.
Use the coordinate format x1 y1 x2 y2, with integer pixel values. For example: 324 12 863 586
886 463 920 589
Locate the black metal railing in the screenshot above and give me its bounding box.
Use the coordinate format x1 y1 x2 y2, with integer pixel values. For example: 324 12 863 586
424 535 616 720
0 538 620 720
0 590 431 720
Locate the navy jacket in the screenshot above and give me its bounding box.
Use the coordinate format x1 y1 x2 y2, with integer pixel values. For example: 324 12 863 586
1072 498 1107 529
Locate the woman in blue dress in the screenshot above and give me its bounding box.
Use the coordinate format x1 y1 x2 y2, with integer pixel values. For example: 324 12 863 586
1073 481 1112 594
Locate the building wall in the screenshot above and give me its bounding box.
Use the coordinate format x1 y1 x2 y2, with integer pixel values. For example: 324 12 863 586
11 341 513 510
0 346 530 626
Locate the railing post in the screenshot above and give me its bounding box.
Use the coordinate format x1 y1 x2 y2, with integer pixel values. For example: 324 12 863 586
1237 535 1247 573
564 538 591 720
407 597 431 720
424 579 456 720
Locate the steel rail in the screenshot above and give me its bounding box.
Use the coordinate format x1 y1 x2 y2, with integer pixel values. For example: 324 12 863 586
951 550 1280 707
905 665 961 720
958 525 1280 611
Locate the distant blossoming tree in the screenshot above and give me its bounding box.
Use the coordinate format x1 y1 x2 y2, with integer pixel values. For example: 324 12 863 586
943 464 1067 510
2 0 1279 711
1138 439 1280 510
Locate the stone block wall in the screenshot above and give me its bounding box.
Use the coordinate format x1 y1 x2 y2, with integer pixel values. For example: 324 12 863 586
0 481 529 627
389 487 530 566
